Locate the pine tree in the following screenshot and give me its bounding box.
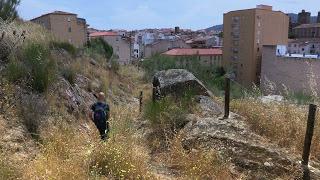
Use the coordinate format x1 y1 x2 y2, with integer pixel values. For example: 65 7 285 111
0 0 21 21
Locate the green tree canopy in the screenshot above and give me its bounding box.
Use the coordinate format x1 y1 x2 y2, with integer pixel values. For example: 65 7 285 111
0 0 20 21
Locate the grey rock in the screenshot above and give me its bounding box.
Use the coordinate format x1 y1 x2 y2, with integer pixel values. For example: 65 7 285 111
195 95 223 117
153 69 213 98
181 97 304 179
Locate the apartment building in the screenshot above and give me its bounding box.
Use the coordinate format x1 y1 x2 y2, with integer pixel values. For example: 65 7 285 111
89 31 131 65
31 11 88 47
223 5 289 87
163 48 223 67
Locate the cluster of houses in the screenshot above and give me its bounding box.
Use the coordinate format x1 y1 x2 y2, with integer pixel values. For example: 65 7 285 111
30 11 223 66
30 6 320 97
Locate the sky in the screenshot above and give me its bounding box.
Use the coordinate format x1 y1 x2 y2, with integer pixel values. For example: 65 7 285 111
18 0 320 30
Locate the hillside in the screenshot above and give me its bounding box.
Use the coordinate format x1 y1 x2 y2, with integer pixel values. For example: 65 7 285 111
205 24 223 32
2 20 320 179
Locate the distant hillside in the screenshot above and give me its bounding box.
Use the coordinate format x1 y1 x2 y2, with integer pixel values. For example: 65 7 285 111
287 13 317 23
205 24 223 32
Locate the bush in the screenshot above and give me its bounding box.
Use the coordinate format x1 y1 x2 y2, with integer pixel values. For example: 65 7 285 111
110 58 119 72
6 57 27 82
87 37 113 59
61 66 76 85
0 0 20 21
144 96 191 151
50 41 77 56
20 94 48 139
24 42 56 92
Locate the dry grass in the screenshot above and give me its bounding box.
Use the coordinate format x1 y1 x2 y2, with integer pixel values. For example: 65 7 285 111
231 98 320 160
0 153 20 180
22 104 154 179
165 135 234 179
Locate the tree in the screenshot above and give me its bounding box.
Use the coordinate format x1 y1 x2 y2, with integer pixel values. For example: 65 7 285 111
0 0 20 21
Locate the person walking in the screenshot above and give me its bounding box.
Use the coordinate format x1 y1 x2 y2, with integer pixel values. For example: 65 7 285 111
90 92 110 140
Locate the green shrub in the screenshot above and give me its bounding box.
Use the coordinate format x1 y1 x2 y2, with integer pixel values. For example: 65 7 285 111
61 66 76 85
20 94 48 139
50 41 77 56
0 0 20 21
6 57 27 82
110 58 120 72
24 42 56 92
144 96 191 151
86 37 113 59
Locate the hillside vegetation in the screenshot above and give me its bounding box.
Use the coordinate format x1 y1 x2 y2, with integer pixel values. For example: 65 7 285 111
0 20 235 179
1 11 320 180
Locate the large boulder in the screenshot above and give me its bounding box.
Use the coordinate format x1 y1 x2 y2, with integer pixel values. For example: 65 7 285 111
153 69 213 98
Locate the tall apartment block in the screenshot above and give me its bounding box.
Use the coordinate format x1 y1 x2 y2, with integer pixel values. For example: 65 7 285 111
223 5 289 87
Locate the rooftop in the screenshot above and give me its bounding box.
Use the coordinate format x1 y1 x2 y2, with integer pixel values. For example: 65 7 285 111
289 38 320 44
31 11 77 21
89 31 118 37
294 23 320 29
163 48 222 56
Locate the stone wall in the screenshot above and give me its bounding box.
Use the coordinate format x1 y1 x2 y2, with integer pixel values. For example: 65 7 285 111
261 45 320 95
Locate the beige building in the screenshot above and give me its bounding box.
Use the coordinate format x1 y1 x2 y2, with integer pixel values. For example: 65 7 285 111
31 11 88 47
163 48 223 67
261 45 320 95
89 32 131 65
143 39 190 58
293 23 320 38
223 5 289 87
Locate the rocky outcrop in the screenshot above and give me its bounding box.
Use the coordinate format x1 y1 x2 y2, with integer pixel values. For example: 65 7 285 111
180 97 313 179
153 69 213 98
52 76 96 116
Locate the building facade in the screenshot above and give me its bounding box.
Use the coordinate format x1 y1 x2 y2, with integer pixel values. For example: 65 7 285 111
293 23 320 38
89 32 131 65
298 10 311 25
288 39 320 55
163 48 223 67
223 5 289 87
261 45 320 95
143 39 190 58
31 11 88 47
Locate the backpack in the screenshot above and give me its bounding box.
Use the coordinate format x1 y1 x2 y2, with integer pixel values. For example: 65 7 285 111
92 103 109 128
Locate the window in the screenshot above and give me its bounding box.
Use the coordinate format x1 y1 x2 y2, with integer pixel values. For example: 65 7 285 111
116 37 119 41
233 40 239 46
67 17 71 22
68 27 72 32
116 46 120 52
302 48 305 51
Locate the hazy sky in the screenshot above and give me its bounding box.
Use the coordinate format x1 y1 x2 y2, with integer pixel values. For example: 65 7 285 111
19 0 320 30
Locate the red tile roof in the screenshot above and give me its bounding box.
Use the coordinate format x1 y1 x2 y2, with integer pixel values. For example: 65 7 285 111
163 48 222 56
89 31 118 37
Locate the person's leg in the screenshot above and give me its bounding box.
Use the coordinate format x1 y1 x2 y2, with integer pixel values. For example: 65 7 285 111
99 127 107 140
97 121 107 140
